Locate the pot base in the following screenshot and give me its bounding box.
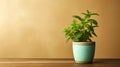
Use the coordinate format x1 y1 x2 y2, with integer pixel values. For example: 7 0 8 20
75 61 93 64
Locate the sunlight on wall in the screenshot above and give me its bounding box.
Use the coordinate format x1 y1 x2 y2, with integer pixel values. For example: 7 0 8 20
0 0 120 58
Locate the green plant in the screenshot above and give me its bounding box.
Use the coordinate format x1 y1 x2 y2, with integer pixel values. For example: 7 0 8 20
64 10 99 42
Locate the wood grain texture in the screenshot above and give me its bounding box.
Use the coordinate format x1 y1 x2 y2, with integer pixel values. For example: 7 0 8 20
0 58 120 67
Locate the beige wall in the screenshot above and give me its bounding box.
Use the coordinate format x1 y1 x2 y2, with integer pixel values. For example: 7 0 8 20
0 0 120 58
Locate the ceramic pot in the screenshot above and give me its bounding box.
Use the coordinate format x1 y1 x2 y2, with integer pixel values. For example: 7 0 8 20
73 42 95 63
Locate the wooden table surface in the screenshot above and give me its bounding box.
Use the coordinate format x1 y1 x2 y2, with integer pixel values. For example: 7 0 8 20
0 58 119 67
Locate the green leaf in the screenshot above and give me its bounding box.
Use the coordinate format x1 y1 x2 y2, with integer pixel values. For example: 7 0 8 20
66 36 71 42
73 15 82 21
93 26 99 28
88 19 98 26
82 12 91 19
88 38 92 42
86 10 90 14
92 31 97 37
88 32 93 37
82 13 87 15
86 25 94 31
91 13 99 16
71 20 77 26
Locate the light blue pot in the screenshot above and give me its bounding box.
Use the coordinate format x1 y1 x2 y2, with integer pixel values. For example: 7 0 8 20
73 42 95 63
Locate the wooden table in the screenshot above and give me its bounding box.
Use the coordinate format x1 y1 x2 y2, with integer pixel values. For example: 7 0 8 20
0 58 119 67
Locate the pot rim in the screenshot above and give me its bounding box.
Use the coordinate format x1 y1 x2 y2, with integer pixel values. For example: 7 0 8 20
73 42 95 45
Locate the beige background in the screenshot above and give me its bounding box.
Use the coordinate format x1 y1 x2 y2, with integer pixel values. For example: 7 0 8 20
0 0 120 58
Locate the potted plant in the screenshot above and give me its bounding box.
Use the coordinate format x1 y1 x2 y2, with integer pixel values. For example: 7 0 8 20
64 10 99 63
